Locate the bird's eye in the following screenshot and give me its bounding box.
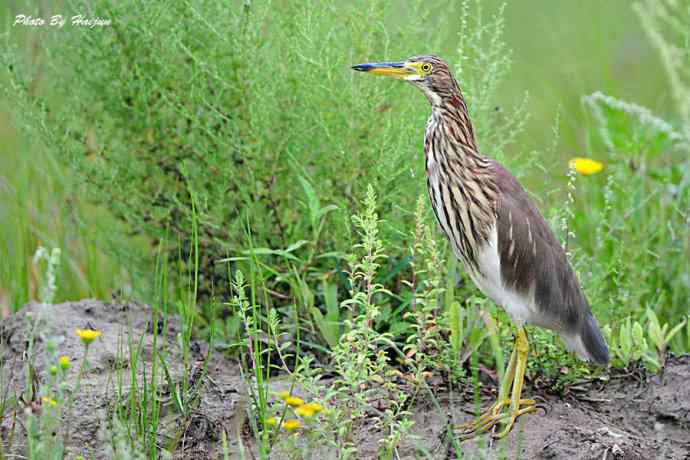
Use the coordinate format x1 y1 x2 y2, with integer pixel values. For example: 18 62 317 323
421 63 433 73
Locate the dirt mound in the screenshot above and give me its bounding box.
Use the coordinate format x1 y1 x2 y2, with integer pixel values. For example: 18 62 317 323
0 299 245 459
1 300 689 459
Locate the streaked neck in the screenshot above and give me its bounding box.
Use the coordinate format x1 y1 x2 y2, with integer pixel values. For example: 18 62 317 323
432 91 479 154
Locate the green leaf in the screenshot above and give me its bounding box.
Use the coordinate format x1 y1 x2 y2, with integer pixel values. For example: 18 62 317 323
298 176 321 229
632 321 646 359
619 318 633 362
310 281 341 349
323 281 340 323
665 319 687 345
646 308 663 347
301 281 314 310
449 300 463 355
317 204 339 219
285 239 310 253
642 352 660 372
389 321 411 337
240 240 309 261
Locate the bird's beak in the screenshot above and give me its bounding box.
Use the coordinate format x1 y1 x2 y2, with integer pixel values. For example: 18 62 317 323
351 61 416 79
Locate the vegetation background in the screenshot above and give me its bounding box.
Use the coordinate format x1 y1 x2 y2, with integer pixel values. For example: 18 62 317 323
1 0 688 458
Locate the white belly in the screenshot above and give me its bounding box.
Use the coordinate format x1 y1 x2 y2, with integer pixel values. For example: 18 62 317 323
462 226 537 327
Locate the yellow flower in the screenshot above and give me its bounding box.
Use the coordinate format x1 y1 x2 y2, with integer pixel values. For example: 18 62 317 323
58 355 71 370
298 403 324 415
569 158 603 176
42 396 57 406
76 328 102 345
266 416 279 427
294 405 316 418
277 391 291 401
282 419 301 431
284 396 304 407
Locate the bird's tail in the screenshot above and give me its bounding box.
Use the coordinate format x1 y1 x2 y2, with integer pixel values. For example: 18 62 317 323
578 313 609 365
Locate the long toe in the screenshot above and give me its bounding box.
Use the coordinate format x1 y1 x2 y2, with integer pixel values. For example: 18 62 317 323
454 398 510 434
491 403 539 439
455 398 538 441
455 412 509 440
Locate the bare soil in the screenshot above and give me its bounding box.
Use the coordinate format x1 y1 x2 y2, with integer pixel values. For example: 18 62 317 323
1 300 688 459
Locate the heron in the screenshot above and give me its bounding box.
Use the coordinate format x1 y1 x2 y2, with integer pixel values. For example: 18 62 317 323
352 56 609 439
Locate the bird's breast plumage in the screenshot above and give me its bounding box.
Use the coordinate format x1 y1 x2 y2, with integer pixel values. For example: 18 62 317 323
424 115 544 328
424 114 497 273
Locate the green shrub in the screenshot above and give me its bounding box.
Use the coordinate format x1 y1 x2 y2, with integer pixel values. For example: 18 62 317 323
2 0 521 311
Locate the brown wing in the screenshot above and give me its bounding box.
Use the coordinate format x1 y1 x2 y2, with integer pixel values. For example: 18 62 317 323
492 162 608 363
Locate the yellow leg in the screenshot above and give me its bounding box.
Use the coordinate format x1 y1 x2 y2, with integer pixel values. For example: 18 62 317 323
492 328 537 438
455 327 537 440
455 344 517 432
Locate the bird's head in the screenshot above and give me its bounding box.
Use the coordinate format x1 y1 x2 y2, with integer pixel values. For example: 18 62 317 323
351 55 458 105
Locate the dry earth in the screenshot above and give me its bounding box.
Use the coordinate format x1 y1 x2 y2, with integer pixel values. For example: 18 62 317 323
1 300 688 459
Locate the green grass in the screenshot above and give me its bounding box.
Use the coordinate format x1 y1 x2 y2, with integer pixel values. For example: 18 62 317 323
0 111 127 309
1 0 689 458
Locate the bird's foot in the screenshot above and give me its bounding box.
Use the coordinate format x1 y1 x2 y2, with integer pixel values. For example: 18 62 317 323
454 398 538 440
490 402 539 439
454 398 514 430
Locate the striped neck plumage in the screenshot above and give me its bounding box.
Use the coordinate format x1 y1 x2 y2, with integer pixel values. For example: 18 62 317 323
426 86 485 165
424 87 499 269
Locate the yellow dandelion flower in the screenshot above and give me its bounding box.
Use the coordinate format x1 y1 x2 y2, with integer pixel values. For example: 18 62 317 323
284 396 304 407
42 396 57 406
76 328 102 345
300 402 324 414
569 158 603 176
58 355 71 370
282 419 301 431
294 405 316 418
265 416 279 427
